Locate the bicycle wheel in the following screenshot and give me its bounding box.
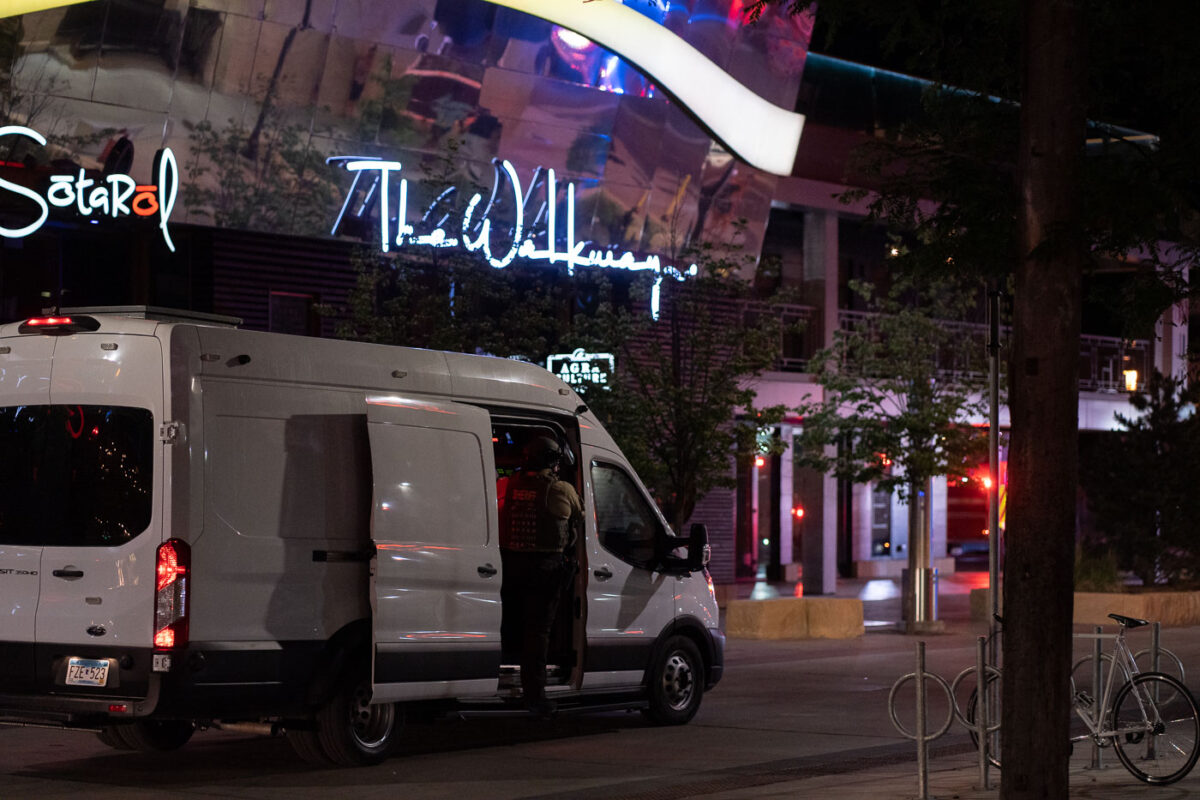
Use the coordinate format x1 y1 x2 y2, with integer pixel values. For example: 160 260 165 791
962 671 1002 769
1111 673 1200 785
1133 648 1185 703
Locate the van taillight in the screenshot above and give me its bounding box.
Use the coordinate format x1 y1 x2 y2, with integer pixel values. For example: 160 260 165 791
17 315 101 334
154 539 189 651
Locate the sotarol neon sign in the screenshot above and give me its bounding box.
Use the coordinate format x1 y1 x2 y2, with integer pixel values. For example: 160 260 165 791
0 126 178 252
328 156 696 318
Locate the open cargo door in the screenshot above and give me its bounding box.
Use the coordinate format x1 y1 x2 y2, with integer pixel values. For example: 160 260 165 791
366 396 501 702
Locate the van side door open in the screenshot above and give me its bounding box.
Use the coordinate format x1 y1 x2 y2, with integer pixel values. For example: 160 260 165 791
366 396 502 702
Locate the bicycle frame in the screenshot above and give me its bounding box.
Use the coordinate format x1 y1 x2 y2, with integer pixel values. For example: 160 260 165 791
1072 625 1161 748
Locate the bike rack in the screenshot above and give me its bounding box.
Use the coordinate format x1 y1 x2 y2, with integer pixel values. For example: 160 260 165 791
887 641 955 799
889 621 1184 797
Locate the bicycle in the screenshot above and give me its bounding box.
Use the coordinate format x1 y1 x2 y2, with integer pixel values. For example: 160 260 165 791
963 613 1200 785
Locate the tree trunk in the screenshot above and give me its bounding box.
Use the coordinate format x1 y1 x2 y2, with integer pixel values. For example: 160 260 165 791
1001 1 1085 798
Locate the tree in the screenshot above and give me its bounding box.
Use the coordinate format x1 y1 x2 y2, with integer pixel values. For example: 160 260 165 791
182 115 338 237
1081 371 1200 586
791 274 990 628
581 241 791 534
745 1 1200 796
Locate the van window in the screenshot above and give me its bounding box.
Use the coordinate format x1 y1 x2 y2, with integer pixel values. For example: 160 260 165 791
591 461 662 569
0 405 154 546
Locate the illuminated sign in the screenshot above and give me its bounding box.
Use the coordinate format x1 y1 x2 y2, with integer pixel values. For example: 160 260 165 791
0 126 178 252
546 348 615 389
328 156 696 319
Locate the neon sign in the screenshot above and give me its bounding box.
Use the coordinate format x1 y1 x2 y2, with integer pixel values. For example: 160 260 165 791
0 126 178 252
546 348 615 390
327 156 696 319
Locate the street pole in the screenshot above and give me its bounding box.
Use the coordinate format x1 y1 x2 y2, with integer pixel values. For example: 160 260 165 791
906 475 942 634
987 285 1002 660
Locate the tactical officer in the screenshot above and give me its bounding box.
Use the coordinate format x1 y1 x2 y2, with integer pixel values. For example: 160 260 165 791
499 435 583 717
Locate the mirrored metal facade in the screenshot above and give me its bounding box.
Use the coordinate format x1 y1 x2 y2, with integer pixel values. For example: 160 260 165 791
0 0 811 296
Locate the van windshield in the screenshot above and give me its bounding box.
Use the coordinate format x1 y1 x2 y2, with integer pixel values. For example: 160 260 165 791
0 405 154 546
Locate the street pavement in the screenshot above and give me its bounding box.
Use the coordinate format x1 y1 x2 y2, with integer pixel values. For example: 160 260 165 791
5 572 1200 799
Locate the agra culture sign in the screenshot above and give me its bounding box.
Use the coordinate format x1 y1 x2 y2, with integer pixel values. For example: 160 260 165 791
546 348 616 390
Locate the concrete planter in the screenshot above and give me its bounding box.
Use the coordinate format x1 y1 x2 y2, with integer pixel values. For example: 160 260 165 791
970 588 1200 627
724 597 865 640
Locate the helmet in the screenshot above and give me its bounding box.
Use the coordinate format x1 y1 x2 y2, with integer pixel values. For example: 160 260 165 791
524 435 563 470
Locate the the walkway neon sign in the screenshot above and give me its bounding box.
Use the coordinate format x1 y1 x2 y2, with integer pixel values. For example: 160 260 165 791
0 126 178 252
328 156 696 318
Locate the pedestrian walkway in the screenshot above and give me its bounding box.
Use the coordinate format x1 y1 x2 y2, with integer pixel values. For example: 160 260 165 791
720 572 1200 798
703 746 1200 799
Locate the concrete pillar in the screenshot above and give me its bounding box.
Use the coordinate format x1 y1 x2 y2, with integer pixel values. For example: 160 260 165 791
803 210 840 356
777 424 795 569
804 467 838 595
930 477 947 560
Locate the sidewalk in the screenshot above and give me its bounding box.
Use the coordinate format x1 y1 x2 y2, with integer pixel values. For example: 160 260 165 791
705 747 1199 799
720 572 1200 798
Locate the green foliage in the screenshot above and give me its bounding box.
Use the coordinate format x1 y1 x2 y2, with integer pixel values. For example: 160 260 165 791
333 245 595 359
581 240 793 533
182 116 338 236
1080 371 1200 586
792 274 990 499
1073 543 1122 593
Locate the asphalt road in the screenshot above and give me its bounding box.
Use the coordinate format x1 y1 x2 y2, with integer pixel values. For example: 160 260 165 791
5 583 1200 799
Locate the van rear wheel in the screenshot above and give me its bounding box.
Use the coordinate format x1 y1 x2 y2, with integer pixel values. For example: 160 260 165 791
644 635 704 725
315 672 401 766
288 727 336 766
107 719 195 751
96 725 135 750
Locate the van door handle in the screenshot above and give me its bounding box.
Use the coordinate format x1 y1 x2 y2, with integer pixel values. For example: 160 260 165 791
478 563 498 578
52 569 84 579
593 566 613 580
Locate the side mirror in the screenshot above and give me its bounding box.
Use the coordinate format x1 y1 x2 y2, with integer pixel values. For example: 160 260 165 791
686 523 710 572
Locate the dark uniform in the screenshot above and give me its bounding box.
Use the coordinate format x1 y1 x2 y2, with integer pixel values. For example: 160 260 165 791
499 445 583 716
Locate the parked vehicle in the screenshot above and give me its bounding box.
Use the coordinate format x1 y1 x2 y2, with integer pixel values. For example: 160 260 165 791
0 307 722 765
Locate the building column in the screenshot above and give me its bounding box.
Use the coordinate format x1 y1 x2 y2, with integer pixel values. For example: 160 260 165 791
800 210 840 596
777 424 796 577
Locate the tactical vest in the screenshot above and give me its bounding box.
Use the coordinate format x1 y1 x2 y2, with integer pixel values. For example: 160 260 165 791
502 471 569 553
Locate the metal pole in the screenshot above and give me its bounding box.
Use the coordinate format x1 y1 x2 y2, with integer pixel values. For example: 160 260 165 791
1150 622 1160 760
1091 626 1103 770
987 286 1001 660
916 641 929 799
1152 621 1162 674
976 635 990 789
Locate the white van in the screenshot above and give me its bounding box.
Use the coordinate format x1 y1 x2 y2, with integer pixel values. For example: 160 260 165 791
0 307 723 766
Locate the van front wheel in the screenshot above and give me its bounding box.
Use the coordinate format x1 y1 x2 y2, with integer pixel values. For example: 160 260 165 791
645 635 704 725
315 673 401 766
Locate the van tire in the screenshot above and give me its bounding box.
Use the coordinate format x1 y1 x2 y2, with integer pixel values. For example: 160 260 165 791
644 635 704 726
96 725 135 750
288 727 336 767
110 719 195 751
315 672 401 766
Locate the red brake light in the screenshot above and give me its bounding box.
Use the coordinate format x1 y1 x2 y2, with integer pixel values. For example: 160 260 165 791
156 540 186 591
154 539 190 651
18 314 101 334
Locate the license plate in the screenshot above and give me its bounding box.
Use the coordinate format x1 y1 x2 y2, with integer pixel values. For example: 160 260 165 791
65 657 109 687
